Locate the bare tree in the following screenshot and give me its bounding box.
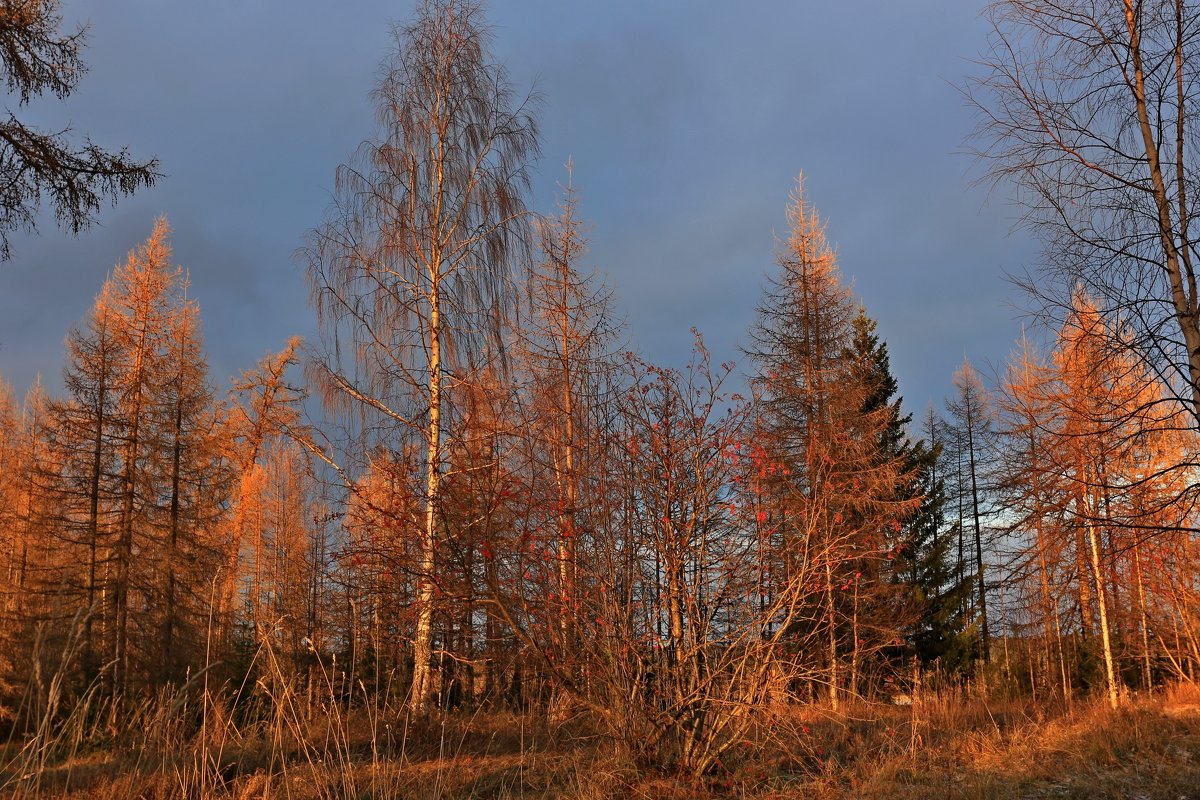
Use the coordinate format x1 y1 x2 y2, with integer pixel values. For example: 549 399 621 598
303 0 538 714
969 0 1200 428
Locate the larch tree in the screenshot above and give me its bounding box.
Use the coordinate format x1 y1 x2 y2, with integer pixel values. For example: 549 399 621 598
252 439 326 681
341 443 424 696
303 0 539 713
0 379 60 717
996 334 1073 700
514 174 619 674
993 289 1196 706
0 372 22 710
226 338 304 641
0 372 17 573
747 177 917 709
1043 291 1193 707
11 380 49 603
1056 295 1129 709
0 0 159 260
42 218 231 697
152 292 228 684
107 221 178 697
946 359 995 666
43 280 124 679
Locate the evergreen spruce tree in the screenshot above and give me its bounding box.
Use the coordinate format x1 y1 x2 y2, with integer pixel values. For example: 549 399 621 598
844 309 974 675
747 179 918 705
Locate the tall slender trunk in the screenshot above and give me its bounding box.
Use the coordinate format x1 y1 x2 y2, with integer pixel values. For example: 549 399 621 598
115 346 147 702
956 453 967 621
1075 525 1094 635
1133 544 1152 690
825 553 838 711
1123 0 1200 424
966 421 989 663
411 276 440 715
1035 529 1065 697
1027 423 1064 699
161 395 184 682
85 373 107 678
1054 602 1071 702
556 241 578 661
115 412 139 701
1083 489 1119 709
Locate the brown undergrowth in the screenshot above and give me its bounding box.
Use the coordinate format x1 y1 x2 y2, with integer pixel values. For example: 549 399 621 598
4 684 1200 799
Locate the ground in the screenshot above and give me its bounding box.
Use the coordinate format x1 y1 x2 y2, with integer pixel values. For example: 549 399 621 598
4 685 1200 799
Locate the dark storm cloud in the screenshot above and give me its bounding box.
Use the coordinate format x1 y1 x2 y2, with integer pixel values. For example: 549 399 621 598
0 1 1034 423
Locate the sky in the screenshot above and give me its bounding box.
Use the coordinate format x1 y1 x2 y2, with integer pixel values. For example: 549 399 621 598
0 1 1039 423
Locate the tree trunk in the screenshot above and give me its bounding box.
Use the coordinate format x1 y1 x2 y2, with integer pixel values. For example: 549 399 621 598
1122 0 1200 424
966 422 989 663
1133 544 1152 690
411 279 441 715
1085 510 1119 710
825 554 838 711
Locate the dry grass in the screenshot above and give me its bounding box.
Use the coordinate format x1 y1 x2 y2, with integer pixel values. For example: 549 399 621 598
4 684 1200 799
733 685 1200 800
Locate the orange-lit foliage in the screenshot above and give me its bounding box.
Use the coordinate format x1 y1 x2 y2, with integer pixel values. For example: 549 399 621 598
998 291 1199 702
10 221 231 703
748 177 920 708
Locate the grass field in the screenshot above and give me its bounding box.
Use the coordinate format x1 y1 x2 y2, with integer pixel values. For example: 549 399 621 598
5 682 1200 799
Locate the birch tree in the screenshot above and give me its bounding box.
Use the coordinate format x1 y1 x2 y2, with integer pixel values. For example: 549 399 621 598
304 0 538 713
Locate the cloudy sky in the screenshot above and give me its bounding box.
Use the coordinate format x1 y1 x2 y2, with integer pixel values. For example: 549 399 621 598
0 1 1038 421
